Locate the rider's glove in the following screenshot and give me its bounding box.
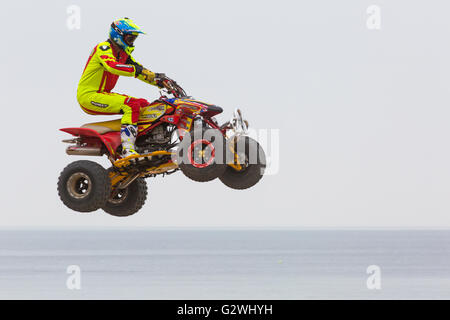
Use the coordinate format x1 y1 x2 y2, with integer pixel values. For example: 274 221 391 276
140 68 156 83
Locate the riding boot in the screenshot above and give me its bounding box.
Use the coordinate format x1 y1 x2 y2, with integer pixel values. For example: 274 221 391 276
120 124 139 158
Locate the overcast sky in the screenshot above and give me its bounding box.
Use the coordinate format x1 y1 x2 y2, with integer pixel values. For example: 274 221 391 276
1 0 450 228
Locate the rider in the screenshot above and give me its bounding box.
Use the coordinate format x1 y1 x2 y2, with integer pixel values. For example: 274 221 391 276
77 17 166 158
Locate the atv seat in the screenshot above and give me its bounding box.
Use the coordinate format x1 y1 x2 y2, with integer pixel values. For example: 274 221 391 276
81 119 121 135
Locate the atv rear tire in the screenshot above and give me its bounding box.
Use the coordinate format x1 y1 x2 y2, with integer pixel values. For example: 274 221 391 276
57 160 111 212
102 172 147 217
176 128 227 182
220 136 266 190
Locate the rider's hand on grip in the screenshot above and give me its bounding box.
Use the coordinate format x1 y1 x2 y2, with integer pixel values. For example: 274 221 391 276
141 68 156 83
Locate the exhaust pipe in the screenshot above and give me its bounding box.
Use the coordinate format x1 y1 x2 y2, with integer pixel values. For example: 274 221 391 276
66 146 103 156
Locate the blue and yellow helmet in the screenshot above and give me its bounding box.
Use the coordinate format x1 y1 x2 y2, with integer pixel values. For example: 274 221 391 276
109 18 145 55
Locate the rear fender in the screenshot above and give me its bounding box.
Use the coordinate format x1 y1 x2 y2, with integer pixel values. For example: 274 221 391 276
60 127 121 157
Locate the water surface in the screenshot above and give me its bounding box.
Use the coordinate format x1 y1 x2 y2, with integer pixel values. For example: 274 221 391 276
0 229 448 299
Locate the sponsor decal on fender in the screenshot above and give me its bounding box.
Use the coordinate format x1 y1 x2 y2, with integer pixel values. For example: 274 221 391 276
140 114 158 119
152 105 166 111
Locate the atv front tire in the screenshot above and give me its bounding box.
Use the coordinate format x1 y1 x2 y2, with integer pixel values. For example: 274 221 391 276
176 128 227 182
57 160 111 212
220 136 266 190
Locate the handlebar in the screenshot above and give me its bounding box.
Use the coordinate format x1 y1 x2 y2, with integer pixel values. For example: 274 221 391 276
159 76 187 98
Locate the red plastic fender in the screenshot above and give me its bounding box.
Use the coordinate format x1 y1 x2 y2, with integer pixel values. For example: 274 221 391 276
60 127 121 157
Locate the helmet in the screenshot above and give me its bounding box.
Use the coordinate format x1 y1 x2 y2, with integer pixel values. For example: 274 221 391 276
109 18 145 55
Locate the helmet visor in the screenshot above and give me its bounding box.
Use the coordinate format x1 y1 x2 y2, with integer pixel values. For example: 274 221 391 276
123 34 138 46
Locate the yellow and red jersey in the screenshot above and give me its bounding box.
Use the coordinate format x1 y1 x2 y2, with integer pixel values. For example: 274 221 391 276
77 40 155 99
76 40 160 126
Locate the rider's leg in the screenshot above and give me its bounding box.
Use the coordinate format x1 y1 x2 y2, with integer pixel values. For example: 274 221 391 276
78 92 126 116
78 92 149 158
120 97 150 157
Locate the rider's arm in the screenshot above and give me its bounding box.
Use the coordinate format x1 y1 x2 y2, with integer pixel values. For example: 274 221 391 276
126 55 161 87
96 43 137 77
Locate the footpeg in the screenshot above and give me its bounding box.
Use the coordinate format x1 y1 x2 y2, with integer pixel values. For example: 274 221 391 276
113 151 174 168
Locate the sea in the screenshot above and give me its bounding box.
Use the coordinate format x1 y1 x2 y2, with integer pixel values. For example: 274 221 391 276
0 229 448 299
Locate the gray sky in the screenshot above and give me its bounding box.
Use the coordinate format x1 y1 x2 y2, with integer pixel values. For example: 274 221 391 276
1 0 450 228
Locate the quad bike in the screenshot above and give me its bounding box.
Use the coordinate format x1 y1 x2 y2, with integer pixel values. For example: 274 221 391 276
57 78 266 217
